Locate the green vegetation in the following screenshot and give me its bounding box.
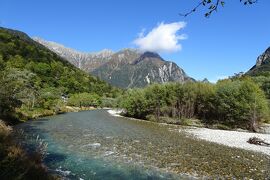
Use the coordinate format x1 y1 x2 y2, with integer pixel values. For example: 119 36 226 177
0 26 269 179
250 72 270 99
67 93 101 107
119 78 269 131
0 27 121 123
0 27 122 179
0 120 57 179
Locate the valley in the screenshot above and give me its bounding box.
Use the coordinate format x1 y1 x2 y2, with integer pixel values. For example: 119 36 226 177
1 1 270 179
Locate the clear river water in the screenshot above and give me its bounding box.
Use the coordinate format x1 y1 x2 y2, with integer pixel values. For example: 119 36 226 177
16 110 270 179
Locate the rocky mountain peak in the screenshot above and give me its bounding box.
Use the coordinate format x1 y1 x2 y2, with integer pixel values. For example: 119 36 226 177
265 47 270 54
141 51 162 59
255 47 270 67
247 46 270 75
132 51 164 65
91 49 114 58
202 78 210 83
33 37 193 88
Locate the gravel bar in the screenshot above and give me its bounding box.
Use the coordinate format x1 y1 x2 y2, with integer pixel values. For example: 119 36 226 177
186 127 270 156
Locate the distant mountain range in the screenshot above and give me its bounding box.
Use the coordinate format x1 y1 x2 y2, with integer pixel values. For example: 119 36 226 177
33 38 193 88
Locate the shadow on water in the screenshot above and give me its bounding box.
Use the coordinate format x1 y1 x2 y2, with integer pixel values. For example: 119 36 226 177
31 118 50 124
44 152 67 164
15 119 51 136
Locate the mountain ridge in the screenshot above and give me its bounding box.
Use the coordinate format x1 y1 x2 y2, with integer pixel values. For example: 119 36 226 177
0 27 117 96
33 37 193 88
247 47 270 75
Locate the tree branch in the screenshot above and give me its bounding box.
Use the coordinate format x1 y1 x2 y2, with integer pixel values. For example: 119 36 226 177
180 0 258 18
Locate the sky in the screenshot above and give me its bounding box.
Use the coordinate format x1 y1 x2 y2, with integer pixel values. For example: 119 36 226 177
1 0 270 82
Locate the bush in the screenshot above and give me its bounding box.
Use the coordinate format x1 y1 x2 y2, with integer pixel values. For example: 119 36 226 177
68 93 101 107
216 78 269 130
100 97 117 108
118 80 270 131
146 114 156 122
215 124 231 130
0 120 56 179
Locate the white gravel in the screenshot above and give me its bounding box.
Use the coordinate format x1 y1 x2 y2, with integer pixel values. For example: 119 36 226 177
107 109 123 117
107 109 270 156
186 128 270 156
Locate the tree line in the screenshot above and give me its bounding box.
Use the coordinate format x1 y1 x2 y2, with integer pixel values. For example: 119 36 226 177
0 28 122 123
119 78 269 131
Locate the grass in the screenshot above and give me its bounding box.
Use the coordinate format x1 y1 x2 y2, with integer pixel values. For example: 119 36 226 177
0 120 59 180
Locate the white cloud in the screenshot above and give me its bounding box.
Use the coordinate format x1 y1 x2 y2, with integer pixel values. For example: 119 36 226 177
133 22 187 53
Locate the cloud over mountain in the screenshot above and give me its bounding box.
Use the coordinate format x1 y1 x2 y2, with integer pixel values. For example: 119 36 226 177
133 21 187 53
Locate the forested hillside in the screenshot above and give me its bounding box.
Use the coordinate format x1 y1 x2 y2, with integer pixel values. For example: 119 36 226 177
0 27 120 123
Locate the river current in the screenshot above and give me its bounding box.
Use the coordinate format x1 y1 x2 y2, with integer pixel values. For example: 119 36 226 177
16 110 270 179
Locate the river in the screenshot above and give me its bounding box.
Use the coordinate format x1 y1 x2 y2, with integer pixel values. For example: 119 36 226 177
16 110 270 179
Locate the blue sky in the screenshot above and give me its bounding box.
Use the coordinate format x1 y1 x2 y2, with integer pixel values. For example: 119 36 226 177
1 0 270 82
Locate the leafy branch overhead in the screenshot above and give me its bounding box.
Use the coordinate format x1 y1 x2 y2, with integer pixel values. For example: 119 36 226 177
180 0 258 17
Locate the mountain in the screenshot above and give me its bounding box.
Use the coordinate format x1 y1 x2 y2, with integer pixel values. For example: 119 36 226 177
33 37 114 72
0 27 117 96
201 78 210 83
92 50 192 88
247 47 270 75
34 38 193 88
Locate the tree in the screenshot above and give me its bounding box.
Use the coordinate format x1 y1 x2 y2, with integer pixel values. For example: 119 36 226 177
180 0 258 17
118 79 269 131
119 89 149 119
215 78 269 130
0 68 38 122
68 93 101 107
238 79 269 131
251 74 270 99
144 84 167 121
194 82 216 120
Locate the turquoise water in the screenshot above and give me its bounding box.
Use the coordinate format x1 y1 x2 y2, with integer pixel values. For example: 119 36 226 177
16 110 190 179
16 110 270 179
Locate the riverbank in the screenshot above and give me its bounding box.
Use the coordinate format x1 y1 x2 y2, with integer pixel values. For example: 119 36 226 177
186 127 270 156
0 120 57 179
65 106 96 112
107 109 123 117
17 106 97 121
107 109 270 156
0 106 97 179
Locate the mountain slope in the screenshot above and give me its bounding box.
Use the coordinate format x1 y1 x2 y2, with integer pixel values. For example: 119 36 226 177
34 38 193 88
33 37 114 72
247 47 270 75
0 27 117 96
92 51 192 88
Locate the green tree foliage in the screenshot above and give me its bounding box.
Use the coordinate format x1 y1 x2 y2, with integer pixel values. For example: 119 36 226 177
216 78 269 130
100 97 118 108
119 89 149 119
119 79 269 131
68 93 101 107
0 27 122 122
251 72 270 99
0 68 37 122
0 121 55 179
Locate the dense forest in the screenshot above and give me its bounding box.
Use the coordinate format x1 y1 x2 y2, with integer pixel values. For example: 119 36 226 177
119 76 270 131
0 27 121 123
